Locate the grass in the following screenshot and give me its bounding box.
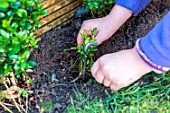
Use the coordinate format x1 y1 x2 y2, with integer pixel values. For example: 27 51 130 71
68 88 109 113
67 72 170 113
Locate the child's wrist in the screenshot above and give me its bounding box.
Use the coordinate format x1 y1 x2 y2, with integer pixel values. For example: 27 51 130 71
135 39 170 74
130 48 152 74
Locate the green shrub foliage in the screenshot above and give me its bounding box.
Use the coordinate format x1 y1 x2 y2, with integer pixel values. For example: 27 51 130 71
0 0 47 77
83 0 115 17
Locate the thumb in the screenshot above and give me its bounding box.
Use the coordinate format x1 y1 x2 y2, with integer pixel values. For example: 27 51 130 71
77 33 83 45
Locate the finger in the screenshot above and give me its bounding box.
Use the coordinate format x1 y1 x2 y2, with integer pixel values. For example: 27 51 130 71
91 61 100 78
94 70 104 84
77 32 83 45
110 82 123 91
103 78 112 87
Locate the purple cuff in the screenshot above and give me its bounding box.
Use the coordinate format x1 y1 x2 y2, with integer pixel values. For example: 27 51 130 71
116 0 151 16
140 11 170 66
135 39 170 74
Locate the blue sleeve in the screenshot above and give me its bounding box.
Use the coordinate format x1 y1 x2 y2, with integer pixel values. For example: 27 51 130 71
116 0 151 16
140 11 170 67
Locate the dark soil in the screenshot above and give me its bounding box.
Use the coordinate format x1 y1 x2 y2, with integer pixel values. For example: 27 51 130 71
1 1 169 113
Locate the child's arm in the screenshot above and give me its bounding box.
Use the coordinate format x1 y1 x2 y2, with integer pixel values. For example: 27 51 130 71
136 11 170 73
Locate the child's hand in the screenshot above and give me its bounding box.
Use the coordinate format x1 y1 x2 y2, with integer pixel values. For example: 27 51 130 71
77 15 116 45
77 5 132 45
91 48 151 90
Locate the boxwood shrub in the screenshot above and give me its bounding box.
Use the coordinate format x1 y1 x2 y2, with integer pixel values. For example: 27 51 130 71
0 0 47 77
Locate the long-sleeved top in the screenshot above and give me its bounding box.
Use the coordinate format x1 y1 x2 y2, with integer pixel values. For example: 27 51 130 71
116 0 170 73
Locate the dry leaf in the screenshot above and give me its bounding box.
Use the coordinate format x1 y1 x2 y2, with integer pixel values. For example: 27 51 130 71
1 86 21 99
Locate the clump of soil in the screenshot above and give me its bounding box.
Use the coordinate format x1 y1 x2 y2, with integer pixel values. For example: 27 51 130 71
0 1 169 113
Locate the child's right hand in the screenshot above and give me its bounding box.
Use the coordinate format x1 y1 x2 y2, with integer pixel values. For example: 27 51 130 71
91 48 152 90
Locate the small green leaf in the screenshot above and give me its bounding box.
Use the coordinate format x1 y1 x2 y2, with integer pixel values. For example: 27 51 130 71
0 53 7 57
0 12 5 18
17 9 27 18
8 54 18 60
22 50 30 59
11 1 21 9
91 28 97 35
32 45 38 48
21 62 26 69
11 45 20 54
26 1 35 6
0 36 3 41
20 21 26 26
7 0 17 2
14 63 20 70
0 1 9 9
11 22 19 29
16 74 20 78
0 46 5 53
15 68 20 75
4 64 12 75
26 22 32 29
17 30 27 40
39 9 48 16
0 29 10 38
28 61 36 67
25 63 30 69
2 19 11 28
38 0 42 4
21 89 28 97
30 39 38 46
7 10 13 17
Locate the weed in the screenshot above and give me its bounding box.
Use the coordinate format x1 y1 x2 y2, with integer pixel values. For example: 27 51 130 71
40 101 54 113
20 89 29 97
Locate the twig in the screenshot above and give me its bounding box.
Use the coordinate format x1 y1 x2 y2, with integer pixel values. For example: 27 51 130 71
4 82 21 112
16 102 27 113
1 102 14 107
26 96 28 113
0 102 13 113
71 72 82 83
9 72 17 86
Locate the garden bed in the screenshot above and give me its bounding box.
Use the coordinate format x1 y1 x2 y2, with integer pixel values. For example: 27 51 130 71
1 1 170 113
